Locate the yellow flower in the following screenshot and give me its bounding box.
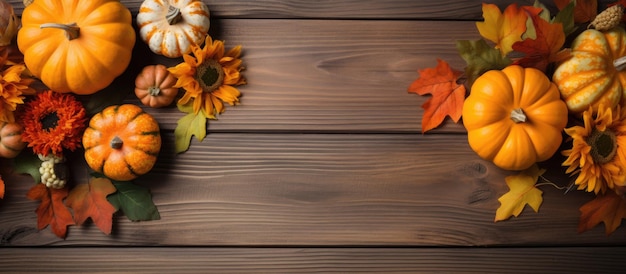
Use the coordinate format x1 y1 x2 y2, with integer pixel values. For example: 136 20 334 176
168 36 246 118
0 63 35 122
562 105 626 194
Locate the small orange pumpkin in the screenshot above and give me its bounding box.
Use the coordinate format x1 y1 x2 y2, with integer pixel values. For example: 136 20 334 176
0 121 26 159
135 64 179 108
83 104 161 181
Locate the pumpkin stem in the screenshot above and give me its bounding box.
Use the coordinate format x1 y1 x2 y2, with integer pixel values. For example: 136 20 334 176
166 5 183 25
148 86 161 96
510 108 527 123
110 136 123 150
40 22 80 40
614 56 626 71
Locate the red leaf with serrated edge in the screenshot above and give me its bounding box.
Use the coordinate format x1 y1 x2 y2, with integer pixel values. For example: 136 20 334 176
579 191 626 235
26 184 75 238
408 59 466 133
65 177 117 235
512 14 569 72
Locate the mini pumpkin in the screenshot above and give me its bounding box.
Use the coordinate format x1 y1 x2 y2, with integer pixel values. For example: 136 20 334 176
0 121 26 159
17 0 136 94
137 0 211 58
0 0 19 47
83 104 161 181
553 27 626 114
135 64 179 108
463 65 568 171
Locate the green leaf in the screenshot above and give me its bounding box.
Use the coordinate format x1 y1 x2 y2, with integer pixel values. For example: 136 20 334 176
174 103 208 153
456 39 512 87
107 181 160 222
552 0 576 37
12 151 42 183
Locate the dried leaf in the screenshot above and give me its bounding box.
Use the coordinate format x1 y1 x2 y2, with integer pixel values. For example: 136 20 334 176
65 177 117 235
456 39 512 87
174 103 207 153
578 191 626 235
476 3 539 55
26 184 75 238
108 181 160 222
407 59 466 133
495 165 544 222
512 13 570 72
555 0 597 23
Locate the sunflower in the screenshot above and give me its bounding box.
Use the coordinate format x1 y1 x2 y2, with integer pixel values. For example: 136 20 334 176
168 36 246 118
0 63 35 123
562 104 626 194
19 90 87 157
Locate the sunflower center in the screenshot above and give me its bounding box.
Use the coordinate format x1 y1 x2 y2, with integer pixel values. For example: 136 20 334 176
41 111 59 131
588 129 618 164
196 59 224 93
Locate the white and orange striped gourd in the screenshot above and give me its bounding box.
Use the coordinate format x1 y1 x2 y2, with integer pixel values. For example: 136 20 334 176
137 0 211 58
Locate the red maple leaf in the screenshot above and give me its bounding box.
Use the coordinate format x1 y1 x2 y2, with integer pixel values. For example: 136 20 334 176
512 14 570 72
65 177 117 235
26 184 75 238
408 59 466 132
578 191 626 235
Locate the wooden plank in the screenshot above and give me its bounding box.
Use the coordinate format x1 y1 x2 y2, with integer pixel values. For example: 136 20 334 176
124 19 479 133
7 0 548 20
1 133 625 246
0 247 624 273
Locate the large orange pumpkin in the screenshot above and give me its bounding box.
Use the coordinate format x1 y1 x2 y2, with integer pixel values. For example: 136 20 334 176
462 65 568 171
83 104 161 181
17 0 136 94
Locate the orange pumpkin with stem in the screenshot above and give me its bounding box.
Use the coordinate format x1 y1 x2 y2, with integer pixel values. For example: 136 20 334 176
83 104 161 181
463 65 568 171
135 64 179 108
17 0 135 94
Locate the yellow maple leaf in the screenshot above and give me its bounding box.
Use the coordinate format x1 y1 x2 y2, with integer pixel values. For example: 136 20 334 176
495 165 544 222
476 3 534 56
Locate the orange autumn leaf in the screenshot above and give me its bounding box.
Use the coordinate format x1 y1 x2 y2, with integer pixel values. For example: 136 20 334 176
65 177 117 235
476 3 540 55
578 191 626 235
0 175 4 199
408 59 465 133
26 184 75 238
555 0 597 23
512 14 570 72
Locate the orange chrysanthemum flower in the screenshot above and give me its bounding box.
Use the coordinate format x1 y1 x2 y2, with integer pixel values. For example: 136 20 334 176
168 36 246 118
562 105 626 194
19 90 87 157
0 63 35 123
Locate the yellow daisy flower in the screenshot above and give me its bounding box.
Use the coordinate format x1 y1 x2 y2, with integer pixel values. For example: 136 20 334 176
168 36 246 118
562 104 626 194
0 63 35 123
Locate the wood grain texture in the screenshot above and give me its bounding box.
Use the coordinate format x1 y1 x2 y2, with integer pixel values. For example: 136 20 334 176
124 19 479 133
2 134 625 246
0 247 624 273
7 0 548 19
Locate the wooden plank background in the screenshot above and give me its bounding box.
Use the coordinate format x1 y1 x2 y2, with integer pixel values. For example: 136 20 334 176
1 0 626 272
